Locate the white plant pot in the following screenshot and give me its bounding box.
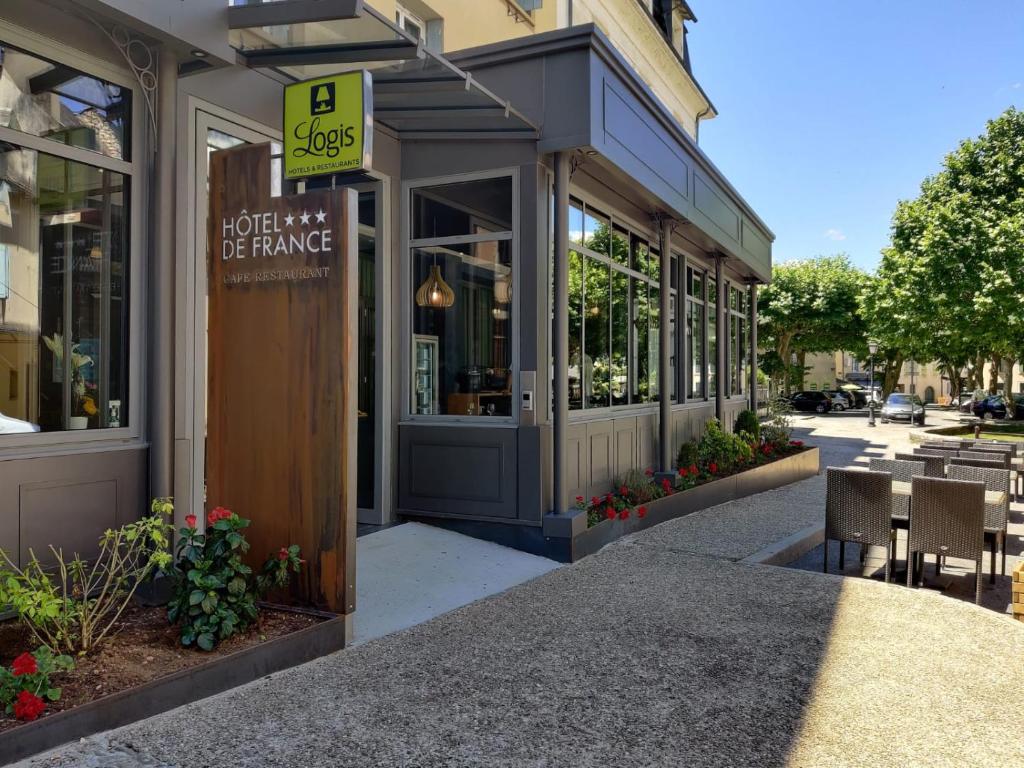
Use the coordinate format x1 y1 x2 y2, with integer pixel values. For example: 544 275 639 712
69 416 89 430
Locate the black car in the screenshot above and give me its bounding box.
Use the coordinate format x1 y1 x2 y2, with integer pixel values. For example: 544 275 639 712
789 391 832 413
973 394 1024 420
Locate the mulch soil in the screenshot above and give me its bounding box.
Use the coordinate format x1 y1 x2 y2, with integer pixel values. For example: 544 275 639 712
0 603 322 732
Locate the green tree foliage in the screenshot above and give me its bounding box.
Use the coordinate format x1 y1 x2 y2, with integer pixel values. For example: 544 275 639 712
872 107 1024 396
757 255 868 392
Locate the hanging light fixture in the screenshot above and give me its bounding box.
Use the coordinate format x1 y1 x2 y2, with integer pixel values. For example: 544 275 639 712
494 271 512 304
415 253 455 309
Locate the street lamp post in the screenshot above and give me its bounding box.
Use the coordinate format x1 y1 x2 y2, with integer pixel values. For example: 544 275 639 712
868 341 878 427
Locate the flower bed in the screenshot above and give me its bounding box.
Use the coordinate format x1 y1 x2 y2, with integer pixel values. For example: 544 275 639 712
0 500 348 765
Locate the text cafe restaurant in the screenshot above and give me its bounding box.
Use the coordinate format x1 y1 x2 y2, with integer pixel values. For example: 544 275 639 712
0 1 773 613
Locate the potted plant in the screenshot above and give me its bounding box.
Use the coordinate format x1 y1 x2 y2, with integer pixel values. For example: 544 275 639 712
42 333 95 429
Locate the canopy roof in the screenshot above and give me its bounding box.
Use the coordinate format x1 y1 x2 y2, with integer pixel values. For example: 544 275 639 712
227 0 537 138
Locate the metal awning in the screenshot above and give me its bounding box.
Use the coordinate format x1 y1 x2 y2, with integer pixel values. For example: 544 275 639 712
227 0 537 138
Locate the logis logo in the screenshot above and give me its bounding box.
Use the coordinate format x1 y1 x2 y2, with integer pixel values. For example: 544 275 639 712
310 82 335 115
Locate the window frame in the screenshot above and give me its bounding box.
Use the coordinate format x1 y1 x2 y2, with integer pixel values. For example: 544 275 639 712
402 168 519 425
0 20 144 454
683 258 708 403
566 194 665 420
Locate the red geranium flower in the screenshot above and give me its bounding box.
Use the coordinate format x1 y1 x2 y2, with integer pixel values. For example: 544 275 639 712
575 495 584 504
11 652 37 677
637 506 647 518
13 690 45 721
709 462 718 474
678 466 688 477
605 507 616 520
661 478 671 492
278 547 289 561
619 485 628 496
618 509 629 520
591 496 600 506
185 514 197 529
644 468 654 477
689 464 698 475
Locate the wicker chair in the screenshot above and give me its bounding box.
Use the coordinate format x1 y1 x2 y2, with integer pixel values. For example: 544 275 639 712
969 440 1019 456
907 476 986 604
895 452 943 477
960 450 1011 469
947 464 1010 583
921 441 963 453
950 457 1005 471
825 468 894 582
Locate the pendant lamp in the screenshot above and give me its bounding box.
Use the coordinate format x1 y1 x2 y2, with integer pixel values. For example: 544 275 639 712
415 258 455 309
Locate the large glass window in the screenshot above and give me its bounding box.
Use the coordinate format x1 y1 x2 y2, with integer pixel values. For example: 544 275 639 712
0 143 129 433
687 266 704 400
0 42 131 161
566 198 661 412
708 277 717 398
727 284 748 397
410 176 513 418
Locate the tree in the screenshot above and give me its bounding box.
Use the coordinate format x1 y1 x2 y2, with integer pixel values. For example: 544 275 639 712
878 107 1024 396
758 255 868 393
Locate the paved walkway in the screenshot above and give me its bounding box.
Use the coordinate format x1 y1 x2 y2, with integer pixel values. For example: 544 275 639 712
20 410 1024 767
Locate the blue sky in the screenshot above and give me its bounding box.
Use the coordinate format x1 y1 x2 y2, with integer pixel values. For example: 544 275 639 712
686 1 1024 271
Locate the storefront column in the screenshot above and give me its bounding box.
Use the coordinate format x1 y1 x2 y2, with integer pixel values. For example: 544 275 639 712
552 152 570 514
658 216 672 472
151 48 177 500
715 254 726 421
749 282 759 412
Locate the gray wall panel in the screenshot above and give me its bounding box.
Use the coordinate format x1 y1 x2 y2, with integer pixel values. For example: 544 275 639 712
694 174 740 242
0 447 148 568
587 420 613 491
637 413 658 472
398 425 517 519
565 422 586 504
603 81 689 201
613 417 637 479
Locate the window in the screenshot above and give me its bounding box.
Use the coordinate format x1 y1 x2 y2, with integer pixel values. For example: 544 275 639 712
566 198 660 411
686 265 704 400
0 42 131 436
707 278 717 398
0 42 131 161
410 175 514 418
395 4 425 39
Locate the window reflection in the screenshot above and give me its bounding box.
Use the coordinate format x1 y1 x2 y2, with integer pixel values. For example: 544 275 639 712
584 257 609 407
0 143 129 433
0 43 131 161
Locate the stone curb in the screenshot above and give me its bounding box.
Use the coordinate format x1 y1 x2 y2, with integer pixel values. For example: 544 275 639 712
739 523 824 566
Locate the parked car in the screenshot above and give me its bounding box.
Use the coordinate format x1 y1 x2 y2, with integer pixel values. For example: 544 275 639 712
823 391 848 411
972 394 1024 420
789 391 832 413
880 393 926 425
958 393 976 413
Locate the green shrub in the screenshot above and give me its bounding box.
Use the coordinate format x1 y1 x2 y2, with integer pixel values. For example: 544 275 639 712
697 419 754 472
168 505 302 651
676 440 699 469
0 500 173 655
616 468 667 505
762 395 794 449
734 410 761 441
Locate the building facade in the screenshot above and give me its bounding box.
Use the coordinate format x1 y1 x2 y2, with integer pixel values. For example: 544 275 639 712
0 0 772 566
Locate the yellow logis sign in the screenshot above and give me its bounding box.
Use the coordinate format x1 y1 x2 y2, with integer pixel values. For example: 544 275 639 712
283 71 373 179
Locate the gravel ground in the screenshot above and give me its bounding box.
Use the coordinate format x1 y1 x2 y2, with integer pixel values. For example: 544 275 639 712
19 408 1024 768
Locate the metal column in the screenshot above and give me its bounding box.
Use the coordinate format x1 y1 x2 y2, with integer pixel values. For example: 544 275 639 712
552 152 570 514
658 216 672 471
714 254 726 422
151 49 177 498
749 282 759 412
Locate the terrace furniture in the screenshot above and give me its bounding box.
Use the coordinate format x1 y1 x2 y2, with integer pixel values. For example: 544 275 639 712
901 451 946 475
922 440 967 451
969 440 1020 456
870 458 925 575
950 456 1006 470
947 464 1011 583
825 467 894 582
907 476 986 604
960 450 1011 469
